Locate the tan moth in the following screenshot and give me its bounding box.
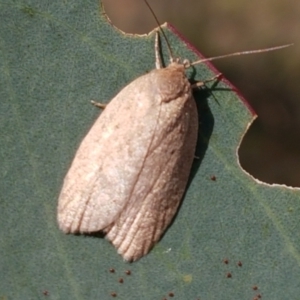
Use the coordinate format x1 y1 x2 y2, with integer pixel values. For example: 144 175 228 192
57 0 291 261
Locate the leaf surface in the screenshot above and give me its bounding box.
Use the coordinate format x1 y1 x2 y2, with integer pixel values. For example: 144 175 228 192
0 1 299 299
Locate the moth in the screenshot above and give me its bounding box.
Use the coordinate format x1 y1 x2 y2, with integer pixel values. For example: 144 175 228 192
58 31 198 261
57 0 291 262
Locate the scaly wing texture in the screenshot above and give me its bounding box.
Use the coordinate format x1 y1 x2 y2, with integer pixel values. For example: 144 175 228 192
57 63 198 261
105 95 197 261
58 73 161 233
105 65 198 261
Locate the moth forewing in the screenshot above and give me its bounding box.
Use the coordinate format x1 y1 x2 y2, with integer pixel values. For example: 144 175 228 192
104 74 198 261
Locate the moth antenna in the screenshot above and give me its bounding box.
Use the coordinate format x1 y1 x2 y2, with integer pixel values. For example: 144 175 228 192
143 0 174 62
190 44 293 66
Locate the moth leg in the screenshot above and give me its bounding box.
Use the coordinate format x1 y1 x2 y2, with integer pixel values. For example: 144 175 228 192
191 73 222 89
155 31 163 70
90 100 107 109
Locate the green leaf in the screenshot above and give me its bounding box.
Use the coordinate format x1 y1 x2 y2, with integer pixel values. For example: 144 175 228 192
1 1 299 299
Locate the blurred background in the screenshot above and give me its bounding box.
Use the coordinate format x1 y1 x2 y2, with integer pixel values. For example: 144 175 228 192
102 0 300 187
